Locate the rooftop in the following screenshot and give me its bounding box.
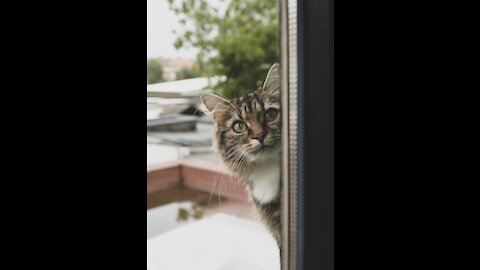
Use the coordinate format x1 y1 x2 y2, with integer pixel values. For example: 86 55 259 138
147 76 224 98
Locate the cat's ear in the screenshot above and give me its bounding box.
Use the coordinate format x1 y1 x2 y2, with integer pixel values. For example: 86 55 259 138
261 63 280 96
200 92 233 119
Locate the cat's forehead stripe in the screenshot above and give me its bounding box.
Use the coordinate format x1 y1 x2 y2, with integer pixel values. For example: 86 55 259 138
254 100 261 112
247 99 253 112
237 92 263 118
241 103 248 119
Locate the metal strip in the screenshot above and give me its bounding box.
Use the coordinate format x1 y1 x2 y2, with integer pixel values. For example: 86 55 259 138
280 0 290 268
281 0 298 269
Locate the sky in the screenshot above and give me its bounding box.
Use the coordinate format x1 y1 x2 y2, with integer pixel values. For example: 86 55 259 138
147 0 198 59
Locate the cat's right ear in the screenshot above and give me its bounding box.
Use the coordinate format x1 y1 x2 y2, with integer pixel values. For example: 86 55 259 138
261 63 280 98
199 92 232 119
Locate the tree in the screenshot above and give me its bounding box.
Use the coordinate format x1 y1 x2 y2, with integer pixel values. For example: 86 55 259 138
176 67 201 80
168 0 279 98
147 59 164 84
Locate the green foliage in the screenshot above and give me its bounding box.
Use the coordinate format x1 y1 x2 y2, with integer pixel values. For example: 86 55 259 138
176 204 205 222
176 67 201 80
177 208 189 221
167 0 279 98
147 59 165 84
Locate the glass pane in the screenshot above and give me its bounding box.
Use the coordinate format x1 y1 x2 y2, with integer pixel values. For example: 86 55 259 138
147 0 282 269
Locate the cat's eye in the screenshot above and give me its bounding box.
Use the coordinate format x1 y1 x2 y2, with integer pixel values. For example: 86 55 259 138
265 108 279 121
232 121 247 133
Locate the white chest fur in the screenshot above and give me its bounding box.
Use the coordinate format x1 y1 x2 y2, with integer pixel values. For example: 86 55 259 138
249 156 280 204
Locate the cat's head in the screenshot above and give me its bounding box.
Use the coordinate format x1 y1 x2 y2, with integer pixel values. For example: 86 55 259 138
200 63 281 170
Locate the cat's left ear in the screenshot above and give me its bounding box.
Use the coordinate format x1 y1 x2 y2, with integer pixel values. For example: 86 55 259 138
261 63 280 96
199 92 233 120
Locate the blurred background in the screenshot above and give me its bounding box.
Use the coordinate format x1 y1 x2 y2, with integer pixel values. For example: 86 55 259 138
147 0 279 269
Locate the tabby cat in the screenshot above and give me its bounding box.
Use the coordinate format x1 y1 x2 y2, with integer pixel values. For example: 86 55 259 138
200 63 281 246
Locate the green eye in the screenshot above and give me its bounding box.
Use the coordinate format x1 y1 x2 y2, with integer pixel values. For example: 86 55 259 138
232 121 247 133
264 108 279 121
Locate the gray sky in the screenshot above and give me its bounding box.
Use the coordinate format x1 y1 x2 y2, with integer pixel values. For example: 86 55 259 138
147 0 198 59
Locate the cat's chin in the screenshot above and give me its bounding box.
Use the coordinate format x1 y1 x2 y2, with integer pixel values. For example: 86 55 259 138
248 146 280 162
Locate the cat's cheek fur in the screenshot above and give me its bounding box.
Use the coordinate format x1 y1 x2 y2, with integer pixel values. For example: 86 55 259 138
250 158 280 204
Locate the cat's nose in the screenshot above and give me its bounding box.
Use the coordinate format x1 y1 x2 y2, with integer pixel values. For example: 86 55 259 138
252 137 261 144
251 132 266 142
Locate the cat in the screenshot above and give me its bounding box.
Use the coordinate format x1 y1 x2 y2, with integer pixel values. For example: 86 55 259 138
200 63 282 246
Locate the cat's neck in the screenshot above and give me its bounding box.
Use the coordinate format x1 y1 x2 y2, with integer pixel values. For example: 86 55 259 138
248 154 280 204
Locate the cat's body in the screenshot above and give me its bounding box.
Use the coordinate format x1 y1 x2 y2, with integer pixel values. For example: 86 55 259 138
201 64 282 246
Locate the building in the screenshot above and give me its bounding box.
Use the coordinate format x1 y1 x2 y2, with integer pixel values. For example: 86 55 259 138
160 57 196 81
